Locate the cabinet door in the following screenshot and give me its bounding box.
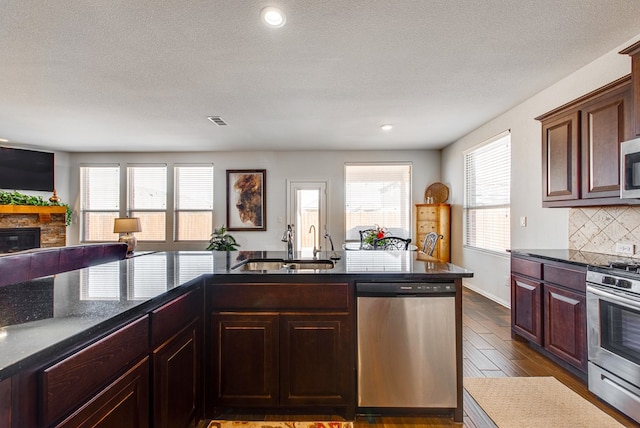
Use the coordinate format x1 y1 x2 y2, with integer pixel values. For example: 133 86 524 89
280 314 352 407
153 320 201 428
581 82 633 199
544 284 587 371
211 313 279 407
151 287 203 428
511 275 543 345
0 377 10 428
541 111 580 201
55 357 149 428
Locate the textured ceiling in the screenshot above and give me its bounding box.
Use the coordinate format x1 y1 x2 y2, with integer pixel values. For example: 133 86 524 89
2 1 640 152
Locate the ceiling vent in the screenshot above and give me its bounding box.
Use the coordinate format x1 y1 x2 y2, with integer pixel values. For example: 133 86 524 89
207 116 228 126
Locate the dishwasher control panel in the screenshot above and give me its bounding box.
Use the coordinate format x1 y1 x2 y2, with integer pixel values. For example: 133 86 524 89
356 281 456 295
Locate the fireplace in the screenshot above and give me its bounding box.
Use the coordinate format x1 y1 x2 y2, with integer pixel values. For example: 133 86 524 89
0 227 41 253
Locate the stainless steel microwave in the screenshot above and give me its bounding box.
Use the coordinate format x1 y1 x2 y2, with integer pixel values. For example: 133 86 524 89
621 137 640 199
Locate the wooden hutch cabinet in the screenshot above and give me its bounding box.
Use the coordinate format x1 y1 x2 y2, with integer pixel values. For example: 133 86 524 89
415 203 450 262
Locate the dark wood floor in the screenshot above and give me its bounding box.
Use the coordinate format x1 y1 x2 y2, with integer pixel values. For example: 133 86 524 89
202 287 640 427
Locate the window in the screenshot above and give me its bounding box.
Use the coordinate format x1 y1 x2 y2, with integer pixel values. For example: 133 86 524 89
344 163 411 241
464 131 511 253
80 165 120 242
174 165 214 241
127 165 167 242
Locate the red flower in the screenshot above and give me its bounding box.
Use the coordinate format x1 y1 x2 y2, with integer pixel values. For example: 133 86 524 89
376 231 385 239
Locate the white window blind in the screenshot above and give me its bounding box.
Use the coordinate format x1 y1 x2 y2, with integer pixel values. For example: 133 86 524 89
464 131 511 253
80 165 120 242
128 165 167 241
344 163 411 241
174 165 214 241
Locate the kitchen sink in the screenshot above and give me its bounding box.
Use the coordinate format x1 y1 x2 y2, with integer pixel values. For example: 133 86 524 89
233 258 334 271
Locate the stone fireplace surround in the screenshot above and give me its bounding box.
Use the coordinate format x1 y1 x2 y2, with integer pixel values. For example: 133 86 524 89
0 206 66 251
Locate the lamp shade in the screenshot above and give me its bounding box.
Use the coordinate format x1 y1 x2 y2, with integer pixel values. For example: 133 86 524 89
113 217 141 234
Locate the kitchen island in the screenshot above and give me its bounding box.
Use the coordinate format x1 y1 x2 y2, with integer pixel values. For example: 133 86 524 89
0 250 472 427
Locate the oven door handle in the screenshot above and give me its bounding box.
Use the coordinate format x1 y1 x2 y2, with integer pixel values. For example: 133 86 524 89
587 285 640 310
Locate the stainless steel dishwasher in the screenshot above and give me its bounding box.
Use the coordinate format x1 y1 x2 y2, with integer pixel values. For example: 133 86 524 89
357 281 457 409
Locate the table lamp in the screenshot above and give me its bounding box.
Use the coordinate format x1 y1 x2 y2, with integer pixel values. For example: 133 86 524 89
113 217 141 254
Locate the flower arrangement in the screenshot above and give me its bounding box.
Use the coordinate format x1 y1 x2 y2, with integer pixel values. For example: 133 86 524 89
363 225 387 247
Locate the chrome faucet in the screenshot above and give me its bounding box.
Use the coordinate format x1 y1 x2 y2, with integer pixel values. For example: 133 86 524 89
309 225 320 259
324 229 341 260
281 224 294 259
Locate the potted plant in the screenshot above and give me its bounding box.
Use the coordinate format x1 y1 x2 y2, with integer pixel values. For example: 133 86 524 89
206 225 240 251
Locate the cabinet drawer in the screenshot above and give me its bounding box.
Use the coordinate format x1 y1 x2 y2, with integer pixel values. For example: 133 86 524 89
543 264 586 293
416 206 438 220
41 316 149 426
417 221 438 234
151 287 201 348
212 283 350 311
511 257 542 279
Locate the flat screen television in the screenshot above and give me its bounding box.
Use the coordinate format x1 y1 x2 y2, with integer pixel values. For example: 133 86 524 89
0 147 55 192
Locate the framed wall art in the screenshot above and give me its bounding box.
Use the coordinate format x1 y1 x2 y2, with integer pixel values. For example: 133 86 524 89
226 169 266 231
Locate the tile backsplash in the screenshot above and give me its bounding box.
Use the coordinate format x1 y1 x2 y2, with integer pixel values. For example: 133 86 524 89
569 206 640 258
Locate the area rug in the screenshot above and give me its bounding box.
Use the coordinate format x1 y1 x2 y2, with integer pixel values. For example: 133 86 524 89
208 422 352 428
464 376 624 428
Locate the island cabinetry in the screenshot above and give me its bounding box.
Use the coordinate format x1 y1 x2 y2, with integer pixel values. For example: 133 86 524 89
0 377 10 427
415 203 450 262
511 254 587 374
208 281 354 417
536 76 633 207
151 285 203 428
40 315 150 427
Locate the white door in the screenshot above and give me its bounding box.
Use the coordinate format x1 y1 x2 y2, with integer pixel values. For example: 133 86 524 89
286 180 328 256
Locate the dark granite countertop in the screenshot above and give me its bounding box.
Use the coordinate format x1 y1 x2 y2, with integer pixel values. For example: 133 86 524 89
510 248 626 267
0 250 472 380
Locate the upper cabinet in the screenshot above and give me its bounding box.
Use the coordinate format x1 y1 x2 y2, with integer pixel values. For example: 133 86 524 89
620 41 640 137
536 76 634 207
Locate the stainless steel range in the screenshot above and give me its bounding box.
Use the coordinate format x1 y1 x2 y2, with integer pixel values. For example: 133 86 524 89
586 262 640 424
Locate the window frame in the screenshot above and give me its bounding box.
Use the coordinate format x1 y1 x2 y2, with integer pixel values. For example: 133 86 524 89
79 164 121 243
173 164 214 242
463 130 511 255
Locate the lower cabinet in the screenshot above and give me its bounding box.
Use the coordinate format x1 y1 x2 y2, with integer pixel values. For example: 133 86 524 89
0 377 11 428
211 313 352 409
510 254 587 374
55 357 149 428
209 282 354 416
151 286 203 428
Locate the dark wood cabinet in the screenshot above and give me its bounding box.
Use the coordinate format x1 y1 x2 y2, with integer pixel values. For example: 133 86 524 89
0 377 10 428
511 254 587 374
581 82 633 199
544 284 587 371
40 316 150 427
151 287 203 428
511 275 543 345
620 41 640 137
208 281 354 417
541 110 581 202
211 313 279 407
55 357 149 428
536 76 634 207
280 314 351 406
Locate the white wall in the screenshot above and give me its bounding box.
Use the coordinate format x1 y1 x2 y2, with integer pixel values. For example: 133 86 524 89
67 150 441 251
442 34 640 306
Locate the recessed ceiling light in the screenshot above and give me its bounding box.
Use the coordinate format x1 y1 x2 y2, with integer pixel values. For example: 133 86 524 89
380 124 393 131
261 6 286 28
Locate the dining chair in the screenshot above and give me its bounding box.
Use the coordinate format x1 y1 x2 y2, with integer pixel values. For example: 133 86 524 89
358 229 376 245
421 232 442 256
373 236 411 250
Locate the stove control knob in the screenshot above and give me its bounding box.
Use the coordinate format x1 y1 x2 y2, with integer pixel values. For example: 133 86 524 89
601 276 616 285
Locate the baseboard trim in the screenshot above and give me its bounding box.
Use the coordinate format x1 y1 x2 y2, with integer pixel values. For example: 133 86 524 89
462 281 510 309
